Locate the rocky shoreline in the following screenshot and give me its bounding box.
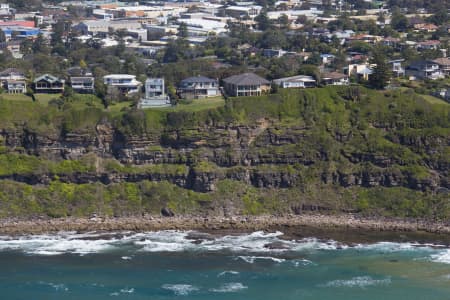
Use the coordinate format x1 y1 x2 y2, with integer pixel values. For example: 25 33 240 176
0 214 449 239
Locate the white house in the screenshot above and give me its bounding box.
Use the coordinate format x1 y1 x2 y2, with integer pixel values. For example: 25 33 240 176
139 78 171 108
345 63 374 81
103 74 142 94
273 75 316 88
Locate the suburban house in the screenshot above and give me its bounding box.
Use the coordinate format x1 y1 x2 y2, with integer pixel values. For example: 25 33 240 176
103 74 142 94
320 54 335 65
70 76 95 94
433 57 450 76
5 80 26 94
389 59 406 77
321 72 349 85
177 76 220 99
406 60 444 80
0 68 27 93
139 78 171 108
416 40 441 51
413 23 438 32
263 49 286 58
223 5 262 19
273 75 316 88
345 63 374 81
382 37 401 48
223 73 270 97
33 74 65 94
0 68 25 82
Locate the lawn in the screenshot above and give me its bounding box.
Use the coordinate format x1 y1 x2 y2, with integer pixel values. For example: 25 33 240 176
153 96 225 112
0 93 59 104
419 94 449 105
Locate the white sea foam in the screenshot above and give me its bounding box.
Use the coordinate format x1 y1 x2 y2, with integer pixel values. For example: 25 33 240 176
320 276 391 288
210 282 248 293
431 249 450 264
0 232 121 255
120 288 135 293
37 281 69 292
237 256 286 264
0 230 448 257
292 259 315 267
218 270 240 277
110 287 135 296
162 284 199 296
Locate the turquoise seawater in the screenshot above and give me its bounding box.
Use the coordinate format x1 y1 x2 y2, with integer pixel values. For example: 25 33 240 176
0 231 449 299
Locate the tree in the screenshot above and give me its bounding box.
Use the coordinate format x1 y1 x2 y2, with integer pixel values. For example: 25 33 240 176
32 33 50 55
427 11 448 25
369 48 391 89
255 12 271 31
390 8 408 31
278 14 289 29
259 29 287 49
298 64 320 84
79 59 88 70
177 22 188 38
63 86 74 99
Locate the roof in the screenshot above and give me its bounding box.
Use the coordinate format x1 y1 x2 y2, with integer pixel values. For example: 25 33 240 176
418 40 440 46
71 77 94 82
180 76 217 84
223 73 270 86
0 68 24 76
34 74 64 83
0 21 35 28
273 75 315 84
433 57 450 66
408 60 439 68
104 74 137 79
6 80 26 84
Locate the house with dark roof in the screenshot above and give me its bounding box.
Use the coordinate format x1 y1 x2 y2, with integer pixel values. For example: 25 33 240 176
406 60 444 80
177 75 220 99
222 73 270 97
33 74 65 94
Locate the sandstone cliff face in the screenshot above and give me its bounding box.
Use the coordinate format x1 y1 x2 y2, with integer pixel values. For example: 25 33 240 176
0 119 447 193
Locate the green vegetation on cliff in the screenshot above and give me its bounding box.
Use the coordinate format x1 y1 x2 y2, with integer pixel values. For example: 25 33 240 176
0 86 448 219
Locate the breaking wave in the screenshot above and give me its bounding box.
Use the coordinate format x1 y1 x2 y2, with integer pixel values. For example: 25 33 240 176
210 282 248 293
162 284 199 296
320 276 391 288
431 249 450 264
0 230 448 264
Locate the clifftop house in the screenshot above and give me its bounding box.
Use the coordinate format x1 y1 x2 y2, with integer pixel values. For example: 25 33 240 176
223 73 270 97
177 76 220 99
33 74 65 94
139 78 171 108
103 74 142 94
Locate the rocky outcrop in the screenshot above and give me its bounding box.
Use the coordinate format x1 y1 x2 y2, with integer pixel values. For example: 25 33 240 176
0 120 447 193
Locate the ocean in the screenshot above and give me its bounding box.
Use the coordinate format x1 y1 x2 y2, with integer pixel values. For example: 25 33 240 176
0 230 449 299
